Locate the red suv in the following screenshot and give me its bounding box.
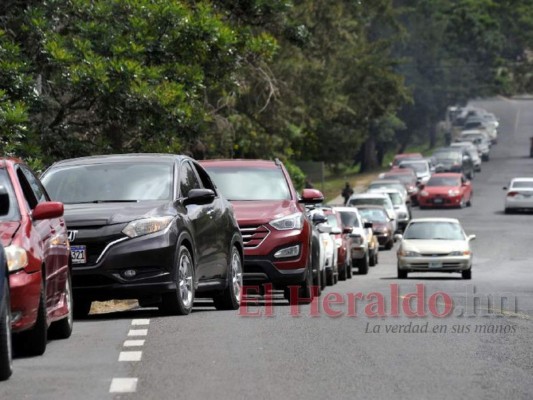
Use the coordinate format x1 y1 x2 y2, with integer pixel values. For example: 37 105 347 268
201 159 324 303
0 158 72 356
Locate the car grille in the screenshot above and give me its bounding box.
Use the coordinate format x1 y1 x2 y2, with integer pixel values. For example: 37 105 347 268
71 234 126 266
239 225 270 248
420 253 451 257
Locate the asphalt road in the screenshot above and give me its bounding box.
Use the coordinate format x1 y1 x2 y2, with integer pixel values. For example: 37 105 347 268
1 97 533 399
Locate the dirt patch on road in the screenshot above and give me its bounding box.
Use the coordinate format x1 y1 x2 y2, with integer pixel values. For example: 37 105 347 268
90 300 139 314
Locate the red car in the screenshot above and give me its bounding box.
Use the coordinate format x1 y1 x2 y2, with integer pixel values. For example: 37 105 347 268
201 159 324 304
380 169 419 204
389 153 423 168
0 158 72 356
322 207 353 281
418 173 473 208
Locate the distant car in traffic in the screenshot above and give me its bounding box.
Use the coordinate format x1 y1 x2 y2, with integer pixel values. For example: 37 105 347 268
458 130 491 161
397 159 432 185
334 206 378 274
432 147 475 179
367 188 411 231
503 177 533 214
418 173 473 209
347 192 397 233
356 205 395 250
396 218 476 279
450 141 482 172
322 207 353 281
42 154 243 316
389 153 423 168
379 170 419 205
1 158 72 356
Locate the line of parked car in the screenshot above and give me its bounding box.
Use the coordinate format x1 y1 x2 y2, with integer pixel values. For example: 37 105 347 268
0 154 390 381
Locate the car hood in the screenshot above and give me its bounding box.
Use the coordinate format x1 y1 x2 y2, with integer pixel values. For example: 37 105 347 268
0 221 20 246
402 239 469 253
231 200 298 225
63 201 173 227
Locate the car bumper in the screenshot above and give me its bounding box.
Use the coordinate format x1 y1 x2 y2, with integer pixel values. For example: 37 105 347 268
419 195 463 207
350 246 367 260
374 233 392 245
505 197 533 209
71 231 177 301
9 269 41 332
398 255 471 272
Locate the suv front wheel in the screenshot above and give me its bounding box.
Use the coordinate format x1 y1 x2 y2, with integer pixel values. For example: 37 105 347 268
213 246 243 310
160 245 195 315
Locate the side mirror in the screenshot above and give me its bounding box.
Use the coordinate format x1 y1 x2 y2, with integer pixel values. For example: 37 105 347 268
502 186 507 190
363 222 373 229
330 227 342 235
0 185 9 216
394 233 403 241
342 226 353 234
316 223 332 234
300 188 324 204
183 188 215 206
33 201 64 221
468 234 476 241
311 213 327 225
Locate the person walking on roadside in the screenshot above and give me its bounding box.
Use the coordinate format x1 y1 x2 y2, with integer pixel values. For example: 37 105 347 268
341 182 354 205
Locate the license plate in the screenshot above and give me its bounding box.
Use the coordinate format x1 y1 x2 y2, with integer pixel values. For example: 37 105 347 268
71 245 87 264
433 198 443 204
429 261 442 268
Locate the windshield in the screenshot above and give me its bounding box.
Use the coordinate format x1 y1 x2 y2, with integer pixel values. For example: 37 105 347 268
348 197 389 209
388 192 403 205
326 214 339 228
0 169 20 221
400 162 428 173
204 166 291 201
42 162 174 203
382 174 414 185
404 221 465 240
426 177 461 187
369 183 405 193
338 210 360 227
358 208 388 223
433 151 461 162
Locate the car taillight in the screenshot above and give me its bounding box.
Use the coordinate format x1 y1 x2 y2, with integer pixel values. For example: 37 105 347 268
507 191 519 197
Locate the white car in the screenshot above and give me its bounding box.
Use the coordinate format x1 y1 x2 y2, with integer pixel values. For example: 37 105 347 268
347 192 397 233
367 188 410 232
503 178 533 214
396 218 476 279
308 209 337 286
450 141 482 172
398 159 432 184
334 206 378 274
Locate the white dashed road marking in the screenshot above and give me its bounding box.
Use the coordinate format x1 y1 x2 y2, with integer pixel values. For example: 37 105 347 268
128 328 148 336
124 339 146 347
109 319 150 394
119 351 143 362
132 319 150 325
109 378 138 393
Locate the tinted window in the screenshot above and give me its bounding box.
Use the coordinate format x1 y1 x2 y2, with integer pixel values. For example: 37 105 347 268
512 181 533 189
204 167 291 201
43 162 174 203
358 208 387 222
338 211 360 227
179 161 202 197
433 151 461 162
20 166 47 204
0 169 20 221
400 162 428 173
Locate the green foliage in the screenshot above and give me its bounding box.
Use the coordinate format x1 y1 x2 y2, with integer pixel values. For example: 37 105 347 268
283 160 305 191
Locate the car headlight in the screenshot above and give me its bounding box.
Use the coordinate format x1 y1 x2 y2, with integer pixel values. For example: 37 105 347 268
5 245 28 272
449 250 471 256
448 189 460 197
399 249 420 257
269 212 304 231
420 191 429 197
122 216 174 238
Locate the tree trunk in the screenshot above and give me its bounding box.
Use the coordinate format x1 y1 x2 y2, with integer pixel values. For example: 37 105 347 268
359 136 379 172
